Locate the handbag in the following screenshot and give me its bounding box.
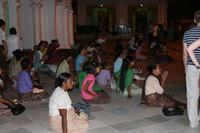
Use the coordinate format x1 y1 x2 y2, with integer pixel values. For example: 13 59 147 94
8 103 25 116
162 107 184 116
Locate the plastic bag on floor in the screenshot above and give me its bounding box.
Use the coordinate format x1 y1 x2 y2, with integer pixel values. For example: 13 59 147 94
110 77 116 90
131 84 142 95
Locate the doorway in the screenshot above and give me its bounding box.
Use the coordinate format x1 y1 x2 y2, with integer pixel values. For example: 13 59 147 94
128 6 157 33
87 6 116 32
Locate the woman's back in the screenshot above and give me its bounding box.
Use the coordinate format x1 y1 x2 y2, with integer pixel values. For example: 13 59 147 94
17 70 33 93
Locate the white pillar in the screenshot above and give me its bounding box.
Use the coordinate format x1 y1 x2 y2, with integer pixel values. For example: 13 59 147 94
8 0 17 29
55 0 74 49
1 0 7 20
0 1 2 18
40 0 55 43
64 8 70 48
69 10 74 47
64 0 74 48
31 0 43 45
16 0 21 35
55 2 65 48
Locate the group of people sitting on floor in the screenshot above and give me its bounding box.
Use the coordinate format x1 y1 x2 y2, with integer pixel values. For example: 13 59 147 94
0 39 64 117
0 31 187 133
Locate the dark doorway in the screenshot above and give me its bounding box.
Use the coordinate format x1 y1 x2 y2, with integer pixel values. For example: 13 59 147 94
135 11 148 32
128 6 157 33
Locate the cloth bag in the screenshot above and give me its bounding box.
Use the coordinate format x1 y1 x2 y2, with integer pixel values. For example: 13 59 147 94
72 102 91 116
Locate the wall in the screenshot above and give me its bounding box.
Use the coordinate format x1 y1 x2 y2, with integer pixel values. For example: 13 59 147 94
0 0 74 49
77 0 167 26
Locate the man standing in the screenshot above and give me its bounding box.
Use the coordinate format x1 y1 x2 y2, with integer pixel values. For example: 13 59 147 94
7 27 22 59
183 10 200 128
0 19 7 69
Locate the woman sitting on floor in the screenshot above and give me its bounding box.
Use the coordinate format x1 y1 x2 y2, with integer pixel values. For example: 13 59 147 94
75 47 87 74
0 66 12 116
113 49 127 74
81 62 110 104
48 51 72 78
56 52 71 78
49 73 89 133
78 62 109 93
141 63 185 110
115 55 136 98
0 97 12 117
17 58 48 101
33 41 50 73
0 66 7 96
8 49 24 89
96 62 112 96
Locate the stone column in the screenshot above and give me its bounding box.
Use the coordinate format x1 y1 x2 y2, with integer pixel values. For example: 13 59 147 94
1 0 7 21
63 8 70 48
16 0 21 34
31 0 43 45
55 1 65 48
6 0 22 36
64 0 74 48
54 0 74 49
8 0 17 29
68 9 74 47
0 1 2 18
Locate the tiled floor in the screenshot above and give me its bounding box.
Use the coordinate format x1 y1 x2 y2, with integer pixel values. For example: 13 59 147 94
0 40 200 133
1 78 199 133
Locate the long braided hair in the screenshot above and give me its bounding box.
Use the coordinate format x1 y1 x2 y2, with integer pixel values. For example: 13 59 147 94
119 55 134 93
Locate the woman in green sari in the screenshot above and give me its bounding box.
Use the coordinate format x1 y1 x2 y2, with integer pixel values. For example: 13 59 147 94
115 55 135 98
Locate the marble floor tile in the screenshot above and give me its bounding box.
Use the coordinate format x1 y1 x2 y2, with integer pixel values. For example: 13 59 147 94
88 119 107 130
157 120 185 131
12 116 33 127
111 121 136 131
88 126 120 133
91 106 105 112
6 128 32 133
145 115 169 123
135 124 169 133
23 123 52 133
109 107 130 115
111 119 153 131
0 122 20 133
174 117 189 126
88 114 96 120
173 126 200 133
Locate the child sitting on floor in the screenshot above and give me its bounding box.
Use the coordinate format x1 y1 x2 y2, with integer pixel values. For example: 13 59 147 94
81 62 110 104
17 58 48 101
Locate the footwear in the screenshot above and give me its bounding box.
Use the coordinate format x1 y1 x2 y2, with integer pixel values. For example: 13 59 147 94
190 121 199 128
